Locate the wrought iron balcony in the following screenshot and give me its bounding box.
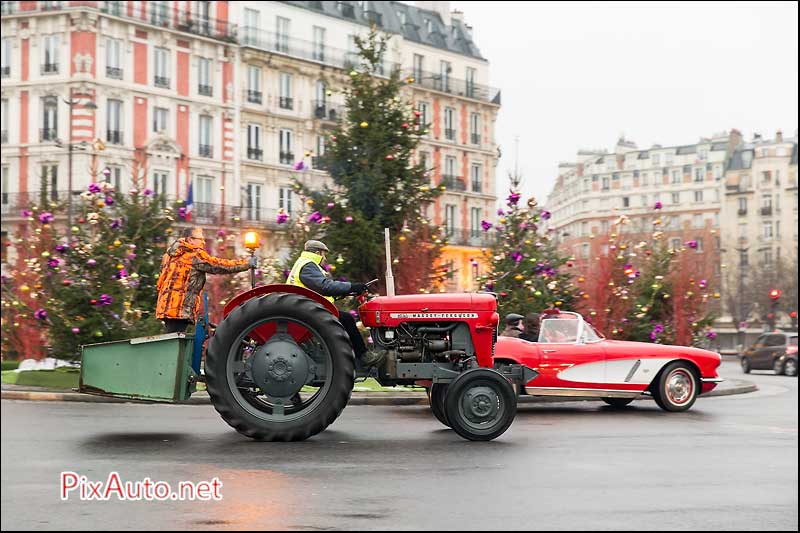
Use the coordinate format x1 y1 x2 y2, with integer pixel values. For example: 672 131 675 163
106 130 122 144
198 144 213 158
439 176 467 192
471 133 481 145
760 206 773 216
247 90 262 104
471 180 483 193
445 129 456 141
312 101 343 121
40 128 58 142
198 84 213 97
1 66 10 78
1 190 74 216
279 97 294 110
738 208 747 216
442 227 497 248
404 69 501 104
1 130 7 144
41 62 59 75
311 156 327 170
247 147 263 161
154 76 170 89
105 66 123 79
279 152 295 165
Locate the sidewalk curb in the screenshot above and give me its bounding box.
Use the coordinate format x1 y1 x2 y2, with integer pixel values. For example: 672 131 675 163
1 380 758 405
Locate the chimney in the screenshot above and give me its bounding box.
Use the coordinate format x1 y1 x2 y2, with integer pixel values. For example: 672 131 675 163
776 130 783 143
415 1 451 26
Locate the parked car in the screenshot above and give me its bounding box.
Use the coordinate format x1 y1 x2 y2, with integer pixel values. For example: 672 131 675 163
493 311 723 411
740 332 798 376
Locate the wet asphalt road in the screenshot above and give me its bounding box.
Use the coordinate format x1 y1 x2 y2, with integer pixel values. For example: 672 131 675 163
1 360 797 531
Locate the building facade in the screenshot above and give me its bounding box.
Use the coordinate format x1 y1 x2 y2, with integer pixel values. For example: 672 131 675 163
228 0 500 289
1 0 500 291
719 131 798 341
1 1 238 251
545 131 740 276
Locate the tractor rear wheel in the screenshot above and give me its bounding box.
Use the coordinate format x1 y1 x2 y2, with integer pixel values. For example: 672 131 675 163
428 384 450 428
444 368 517 441
205 292 355 441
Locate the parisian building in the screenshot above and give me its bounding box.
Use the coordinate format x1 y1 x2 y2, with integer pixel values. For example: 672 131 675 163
1 1 500 292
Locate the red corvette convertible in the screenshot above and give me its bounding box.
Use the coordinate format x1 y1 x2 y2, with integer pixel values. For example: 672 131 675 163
493 311 723 411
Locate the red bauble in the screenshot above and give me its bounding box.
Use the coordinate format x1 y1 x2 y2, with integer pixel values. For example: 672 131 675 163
78 218 85 223
90 299 97 305
402 123 409 129
62 279 72 286
500 291 508 297
414 111 421 117
386 154 394 160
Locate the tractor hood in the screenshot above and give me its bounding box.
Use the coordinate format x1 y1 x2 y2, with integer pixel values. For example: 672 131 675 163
361 293 497 314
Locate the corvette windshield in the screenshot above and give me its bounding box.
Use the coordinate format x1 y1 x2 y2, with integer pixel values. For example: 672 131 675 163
539 316 580 343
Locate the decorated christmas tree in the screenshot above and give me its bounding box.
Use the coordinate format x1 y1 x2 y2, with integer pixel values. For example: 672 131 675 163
289 28 443 293
1 183 174 360
575 206 719 347
477 175 578 317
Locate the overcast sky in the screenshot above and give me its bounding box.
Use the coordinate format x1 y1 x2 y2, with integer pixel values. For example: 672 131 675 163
448 1 799 205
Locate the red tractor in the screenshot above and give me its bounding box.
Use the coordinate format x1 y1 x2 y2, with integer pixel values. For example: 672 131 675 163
203 230 535 442
205 284 537 442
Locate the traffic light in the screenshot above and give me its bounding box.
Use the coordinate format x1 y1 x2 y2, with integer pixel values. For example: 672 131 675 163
769 288 781 300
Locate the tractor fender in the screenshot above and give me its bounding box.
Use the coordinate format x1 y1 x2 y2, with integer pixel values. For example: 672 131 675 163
223 284 340 318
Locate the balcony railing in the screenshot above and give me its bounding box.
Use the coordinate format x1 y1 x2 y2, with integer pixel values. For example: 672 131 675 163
105 66 123 79
1 66 10 78
198 84 213 97
1 2 237 43
311 156 327 170
471 181 482 193
41 62 59 75
471 133 481 145
444 129 456 141
312 101 343 121
240 27 402 76
1 190 74 216
405 69 501 104
106 130 122 144
737 208 747 216
154 76 170 89
1 130 7 144
247 147 263 161
760 206 773 216
279 152 295 165
247 90 262 104
40 128 57 142
198 144 213 158
442 227 497 248
439 176 467 192
279 97 294 110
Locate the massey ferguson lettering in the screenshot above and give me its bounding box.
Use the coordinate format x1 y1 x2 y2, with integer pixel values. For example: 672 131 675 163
389 313 479 319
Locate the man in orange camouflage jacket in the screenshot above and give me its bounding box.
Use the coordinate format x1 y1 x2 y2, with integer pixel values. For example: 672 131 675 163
156 227 256 333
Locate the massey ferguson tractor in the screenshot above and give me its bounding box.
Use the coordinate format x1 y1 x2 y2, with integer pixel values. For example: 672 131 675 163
79 230 538 442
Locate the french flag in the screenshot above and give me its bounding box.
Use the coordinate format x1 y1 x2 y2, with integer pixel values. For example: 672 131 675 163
185 182 193 222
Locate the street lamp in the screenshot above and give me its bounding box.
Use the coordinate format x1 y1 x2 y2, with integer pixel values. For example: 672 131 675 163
59 95 97 228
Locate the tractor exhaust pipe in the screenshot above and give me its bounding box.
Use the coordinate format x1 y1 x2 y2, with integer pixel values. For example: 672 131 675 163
385 228 395 297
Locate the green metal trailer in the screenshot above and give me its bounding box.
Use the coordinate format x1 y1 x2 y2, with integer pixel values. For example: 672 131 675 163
79 333 198 402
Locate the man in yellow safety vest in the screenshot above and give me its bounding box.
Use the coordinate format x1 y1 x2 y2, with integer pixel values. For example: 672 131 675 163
287 240 384 367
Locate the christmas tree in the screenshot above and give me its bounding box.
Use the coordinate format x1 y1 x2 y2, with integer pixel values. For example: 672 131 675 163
3 182 176 359
477 175 578 317
291 28 443 293
575 207 719 347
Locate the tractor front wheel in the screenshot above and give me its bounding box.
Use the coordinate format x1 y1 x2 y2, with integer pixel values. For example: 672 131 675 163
205 292 355 441
444 368 517 441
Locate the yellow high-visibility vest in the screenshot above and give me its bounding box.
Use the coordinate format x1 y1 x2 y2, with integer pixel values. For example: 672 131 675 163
286 251 335 303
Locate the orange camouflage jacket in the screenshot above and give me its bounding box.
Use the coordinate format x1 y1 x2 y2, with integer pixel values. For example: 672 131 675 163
156 238 250 321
